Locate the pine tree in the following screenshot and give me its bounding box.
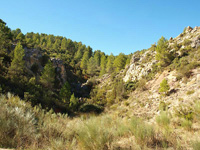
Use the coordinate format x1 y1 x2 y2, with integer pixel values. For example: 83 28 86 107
106 53 115 73
94 50 101 67
53 39 60 50
61 38 67 51
80 50 90 72
113 53 126 72
100 54 107 76
0 19 12 53
9 42 25 76
74 45 85 62
159 79 170 95
69 93 78 111
40 61 55 88
12 28 21 39
87 57 96 76
59 81 71 103
66 39 75 55
16 32 25 44
156 36 173 67
87 46 93 58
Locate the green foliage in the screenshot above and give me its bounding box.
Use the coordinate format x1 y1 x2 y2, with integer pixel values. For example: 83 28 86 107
186 90 195 95
156 111 170 127
69 93 78 111
180 118 192 130
60 37 67 51
74 44 85 62
9 42 25 77
0 19 12 53
176 59 198 79
113 53 126 72
76 117 113 150
129 117 155 145
159 79 170 95
100 54 107 76
87 57 96 76
94 50 101 67
125 80 138 91
136 78 147 91
40 61 55 88
106 53 115 73
31 63 39 74
0 94 37 148
80 50 90 72
156 36 173 67
79 103 104 114
174 104 194 121
159 101 168 111
59 81 71 103
113 79 126 101
16 32 25 43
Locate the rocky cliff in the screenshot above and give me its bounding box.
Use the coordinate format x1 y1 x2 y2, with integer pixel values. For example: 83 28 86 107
123 26 200 83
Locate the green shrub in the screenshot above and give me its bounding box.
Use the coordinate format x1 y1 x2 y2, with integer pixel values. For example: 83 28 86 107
156 111 170 127
0 94 37 148
79 103 104 114
136 78 147 91
174 105 194 121
186 90 195 95
129 117 155 146
125 80 138 91
159 79 170 96
76 115 127 150
159 101 168 111
180 118 192 130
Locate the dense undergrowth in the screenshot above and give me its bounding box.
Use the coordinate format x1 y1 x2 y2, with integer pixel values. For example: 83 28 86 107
1 94 200 150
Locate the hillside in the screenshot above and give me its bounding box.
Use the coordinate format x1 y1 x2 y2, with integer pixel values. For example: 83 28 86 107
0 18 200 150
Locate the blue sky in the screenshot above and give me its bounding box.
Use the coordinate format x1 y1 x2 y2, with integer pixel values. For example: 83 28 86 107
0 0 200 55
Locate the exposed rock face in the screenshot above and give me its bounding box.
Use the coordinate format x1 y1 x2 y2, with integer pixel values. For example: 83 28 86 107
123 50 157 82
175 26 200 46
51 58 67 85
185 26 193 33
24 47 67 87
124 26 200 83
24 47 43 70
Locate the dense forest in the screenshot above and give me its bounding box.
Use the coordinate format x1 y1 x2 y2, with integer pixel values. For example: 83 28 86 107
0 19 132 114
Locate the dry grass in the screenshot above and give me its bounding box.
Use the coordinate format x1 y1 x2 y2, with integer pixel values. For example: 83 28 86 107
0 93 199 150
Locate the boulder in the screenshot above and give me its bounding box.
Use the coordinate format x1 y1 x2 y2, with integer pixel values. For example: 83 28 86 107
185 26 193 33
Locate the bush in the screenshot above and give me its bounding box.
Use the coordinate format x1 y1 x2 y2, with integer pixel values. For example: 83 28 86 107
159 79 170 96
156 111 170 127
136 78 147 91
0 94 37 148
76 115 129 150
159 101 168 111
129 117 155 146
180 118 192 130
186 90 195 95
125 80 138 91
174 104 194 121
79 103 104 114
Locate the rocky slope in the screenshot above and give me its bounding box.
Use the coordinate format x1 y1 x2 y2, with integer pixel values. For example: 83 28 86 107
124 26 200 82
101 26 200 149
